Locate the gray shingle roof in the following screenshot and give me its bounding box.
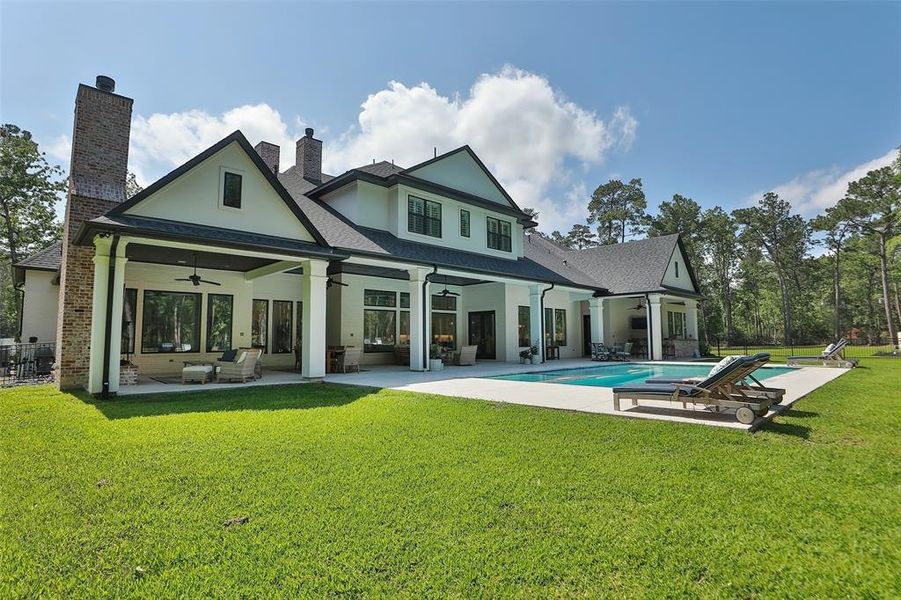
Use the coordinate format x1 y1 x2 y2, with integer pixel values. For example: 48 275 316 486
15 241 62 271
354 161 405 177
277 171 688 293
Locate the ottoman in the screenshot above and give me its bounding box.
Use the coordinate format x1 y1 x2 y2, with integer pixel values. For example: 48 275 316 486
182 364 213 384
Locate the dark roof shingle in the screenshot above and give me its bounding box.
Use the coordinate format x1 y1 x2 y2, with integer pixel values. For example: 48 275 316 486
15 241 62 271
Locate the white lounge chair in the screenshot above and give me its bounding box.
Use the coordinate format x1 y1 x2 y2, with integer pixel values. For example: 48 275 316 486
787 339 856 368
451 345 478 366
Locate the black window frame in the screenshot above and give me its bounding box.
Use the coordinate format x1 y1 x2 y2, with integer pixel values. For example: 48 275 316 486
122 288 137 355
206 293 234 353
272 300 294 354
223 171 243 209
252 298 269 353
431 294 457 312
140 289 202 354
363 308 397 353
408 194 442 238
431 312 457 351
460 208 471 238
486 216 512 252
544 307 566 347
364 289 397 308
518 305 531 348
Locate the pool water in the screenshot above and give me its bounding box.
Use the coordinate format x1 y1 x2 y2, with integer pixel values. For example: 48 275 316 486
486 363 796 388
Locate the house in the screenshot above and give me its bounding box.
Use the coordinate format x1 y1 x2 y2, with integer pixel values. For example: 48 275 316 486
14 76 702 396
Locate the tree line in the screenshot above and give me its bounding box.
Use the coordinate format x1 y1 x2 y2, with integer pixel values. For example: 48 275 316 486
529 149 901 349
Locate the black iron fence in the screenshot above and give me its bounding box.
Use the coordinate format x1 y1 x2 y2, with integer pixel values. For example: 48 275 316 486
0 342 56 387
709 339 899 363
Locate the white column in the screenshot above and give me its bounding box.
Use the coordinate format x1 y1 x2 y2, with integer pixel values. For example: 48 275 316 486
686 299 699 342
648 294 663 361
301 258 328 379
408 267 429 371
589 296 605 345
529 285 543 360
105 240 129 394
87 235 112 394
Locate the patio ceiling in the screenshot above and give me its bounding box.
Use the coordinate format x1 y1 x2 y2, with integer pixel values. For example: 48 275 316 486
125 243 282 273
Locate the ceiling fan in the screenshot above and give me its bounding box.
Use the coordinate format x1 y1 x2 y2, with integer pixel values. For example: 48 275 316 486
326 277 348 289
436 278 459 297
632 299 647 311
175 253 221 286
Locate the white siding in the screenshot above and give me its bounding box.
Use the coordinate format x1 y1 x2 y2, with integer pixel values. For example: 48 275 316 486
126 142 316 242
405 149 510 205
661 245 695 291
20 270 59 343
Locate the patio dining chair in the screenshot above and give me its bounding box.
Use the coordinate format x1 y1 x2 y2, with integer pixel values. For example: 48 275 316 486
590 343 611 361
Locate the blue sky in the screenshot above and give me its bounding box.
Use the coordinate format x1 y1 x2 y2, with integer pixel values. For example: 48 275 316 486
2 1 899 232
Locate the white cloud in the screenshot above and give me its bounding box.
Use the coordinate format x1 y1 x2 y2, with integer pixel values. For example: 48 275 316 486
129 103 302 185
753 149 897 216
45 134 71 163
51 66 634 232
325 66 635 230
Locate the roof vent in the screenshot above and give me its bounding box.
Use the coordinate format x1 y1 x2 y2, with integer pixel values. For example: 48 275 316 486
95 75 115 93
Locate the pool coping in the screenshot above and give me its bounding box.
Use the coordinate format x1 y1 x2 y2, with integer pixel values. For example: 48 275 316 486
327 360 850 431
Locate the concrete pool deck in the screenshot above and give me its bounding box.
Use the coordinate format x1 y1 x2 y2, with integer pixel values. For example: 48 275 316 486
326 360 849 430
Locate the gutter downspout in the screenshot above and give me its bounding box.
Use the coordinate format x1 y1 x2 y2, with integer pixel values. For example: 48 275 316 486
101 234 120 399
422 265 438 370
14 285 24 341
539 283 555 362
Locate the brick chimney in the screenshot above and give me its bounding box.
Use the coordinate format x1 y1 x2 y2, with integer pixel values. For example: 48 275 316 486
55 76 133 389
254 141 280 174
295 128 322 183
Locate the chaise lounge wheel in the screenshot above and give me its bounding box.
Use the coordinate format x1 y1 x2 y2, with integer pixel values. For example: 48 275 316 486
735 406 756 424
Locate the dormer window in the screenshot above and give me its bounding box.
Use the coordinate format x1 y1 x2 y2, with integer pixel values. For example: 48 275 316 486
487 217 512 252
223 171 242 209
408 195 441 238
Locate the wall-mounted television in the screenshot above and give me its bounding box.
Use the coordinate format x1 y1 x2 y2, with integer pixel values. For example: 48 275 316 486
631 316 648 330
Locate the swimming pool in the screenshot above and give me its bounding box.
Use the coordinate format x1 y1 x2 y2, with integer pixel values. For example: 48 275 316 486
485 363 796 388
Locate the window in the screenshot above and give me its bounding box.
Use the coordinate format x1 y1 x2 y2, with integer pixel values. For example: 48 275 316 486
460 209 470 238
364 289 396 307
141 291 200 353
487 217 512 251
554 309 567 346
223 172 242 209
122 288 137 355
399 311 410 345
206 294 233 352
363 309 396 352
400 292 410 309
272 301 293 354
668 310 687 339
543 307 566 347
252 299 268 351
408 195 442 238
432 312 457 350
518 305 531 347
295 301 303 345
675 261 680 278
431 294 457 311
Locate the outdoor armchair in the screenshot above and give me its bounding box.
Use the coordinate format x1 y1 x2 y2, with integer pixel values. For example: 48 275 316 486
216 348 262 383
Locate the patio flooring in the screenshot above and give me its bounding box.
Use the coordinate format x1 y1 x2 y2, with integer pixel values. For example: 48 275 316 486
117 358 848 430
326 360 848 430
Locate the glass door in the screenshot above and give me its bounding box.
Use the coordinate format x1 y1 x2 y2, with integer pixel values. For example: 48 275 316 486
468 311 496 359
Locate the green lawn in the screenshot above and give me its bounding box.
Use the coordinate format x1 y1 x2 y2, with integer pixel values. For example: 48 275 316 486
2 365 899 597
711 343 897 362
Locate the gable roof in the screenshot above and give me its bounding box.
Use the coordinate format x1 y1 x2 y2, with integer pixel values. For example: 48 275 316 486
401 145 520 210
553 234 700 296
13 241 62 286
107 131 330 247
306 146 535 224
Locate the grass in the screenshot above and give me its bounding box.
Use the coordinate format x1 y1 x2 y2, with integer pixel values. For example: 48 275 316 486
2 365 899 597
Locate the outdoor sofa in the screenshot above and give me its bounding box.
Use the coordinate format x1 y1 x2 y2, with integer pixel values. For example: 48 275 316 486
612 353 785 424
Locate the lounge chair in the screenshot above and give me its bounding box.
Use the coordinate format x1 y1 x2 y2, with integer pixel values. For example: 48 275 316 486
591 343 611 361
451 345 478 366
613 354 781 424
645 353 785 404
787 339 856 368
613 342 632 361
336 346 361 373
216 348 262 383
